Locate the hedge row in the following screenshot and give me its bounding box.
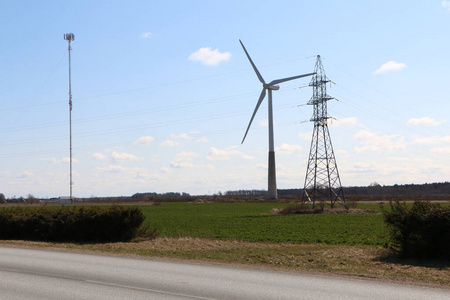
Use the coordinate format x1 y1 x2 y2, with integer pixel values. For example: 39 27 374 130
382 201 450 259
0 206 148 243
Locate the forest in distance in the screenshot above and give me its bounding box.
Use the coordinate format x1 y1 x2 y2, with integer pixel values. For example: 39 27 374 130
2 181 450 204
128 181 450 202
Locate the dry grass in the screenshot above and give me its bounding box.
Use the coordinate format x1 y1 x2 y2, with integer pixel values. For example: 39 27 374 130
271 206 379 215
1 238 448 288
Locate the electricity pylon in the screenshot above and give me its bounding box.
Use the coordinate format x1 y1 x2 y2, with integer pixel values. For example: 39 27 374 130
302 55 346 208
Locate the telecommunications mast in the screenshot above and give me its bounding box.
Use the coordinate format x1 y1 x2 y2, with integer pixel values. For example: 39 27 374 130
64 33 75 203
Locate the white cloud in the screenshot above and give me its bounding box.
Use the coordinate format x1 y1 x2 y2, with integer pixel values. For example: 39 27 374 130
111 151 138 162
431 147 450 154
443 1 450 10
258 119 268 127
255 163 267 170
170 152 198 168
161 166 172 173
354 129 406 153
341 157 450 186
17 171 34 179
61 157 78 163
40 157 79 163
96 165 126 173
188 47 231 66
298 132 311 140
134 136 155 145
140 32 154 39
413 135 450 145
196 137 209 143
94 165 150 180
329 117 359 127
275 143 302 155
159 140 179 147
149 155 160 162
159 133 193 147
90 153 109 161
274 163 303 183
169 133 192 140
207 146 253 161
91 151 139 163
170 161 192 168
407 117 445 126
345 162 381 175
373 61 407 74
335 149 350 158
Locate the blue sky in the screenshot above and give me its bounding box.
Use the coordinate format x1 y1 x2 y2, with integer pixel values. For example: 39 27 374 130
1 0 450 198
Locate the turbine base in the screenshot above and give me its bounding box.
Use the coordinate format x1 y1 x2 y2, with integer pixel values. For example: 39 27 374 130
268 151 277 199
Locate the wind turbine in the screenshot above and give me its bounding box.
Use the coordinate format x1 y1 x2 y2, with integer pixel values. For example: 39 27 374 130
239 40 315 199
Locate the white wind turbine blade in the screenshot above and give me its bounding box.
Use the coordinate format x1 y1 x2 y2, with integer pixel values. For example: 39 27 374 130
239 40 265 84
268 72 316 86
242 88 266 144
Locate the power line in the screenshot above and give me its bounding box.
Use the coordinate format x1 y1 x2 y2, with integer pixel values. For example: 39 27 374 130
0 100 305 156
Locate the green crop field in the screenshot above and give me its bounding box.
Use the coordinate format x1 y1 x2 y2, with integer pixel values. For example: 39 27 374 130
140 203 389 246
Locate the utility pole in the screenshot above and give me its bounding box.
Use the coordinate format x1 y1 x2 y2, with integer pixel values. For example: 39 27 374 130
302 55 346 208
64 33 74 204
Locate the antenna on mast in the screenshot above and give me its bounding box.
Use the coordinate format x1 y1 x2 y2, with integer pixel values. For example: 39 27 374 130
64 33 75 204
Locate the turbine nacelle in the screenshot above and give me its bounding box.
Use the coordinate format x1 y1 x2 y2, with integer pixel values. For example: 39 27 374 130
265 84 280 90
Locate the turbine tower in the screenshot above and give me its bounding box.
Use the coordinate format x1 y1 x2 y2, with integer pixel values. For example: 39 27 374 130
239 40 315 199
64 33 74 203
302 55 346 208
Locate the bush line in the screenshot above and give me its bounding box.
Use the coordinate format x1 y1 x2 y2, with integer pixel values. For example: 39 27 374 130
0 206 155 243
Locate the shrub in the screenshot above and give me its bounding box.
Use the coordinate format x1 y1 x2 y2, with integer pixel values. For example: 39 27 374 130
0 206 154 243
276 204 324 215
382 201 450 259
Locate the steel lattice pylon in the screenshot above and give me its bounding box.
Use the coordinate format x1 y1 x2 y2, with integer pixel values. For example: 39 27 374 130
302 55 346 208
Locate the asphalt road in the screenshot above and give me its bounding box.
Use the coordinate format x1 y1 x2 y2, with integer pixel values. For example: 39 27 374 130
0 246 448 299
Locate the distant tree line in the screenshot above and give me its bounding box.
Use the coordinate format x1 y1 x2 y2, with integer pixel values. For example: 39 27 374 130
343 182 450 201
226 182 450 201
131 192 191 201
224 190 266 197
2 182 450 204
